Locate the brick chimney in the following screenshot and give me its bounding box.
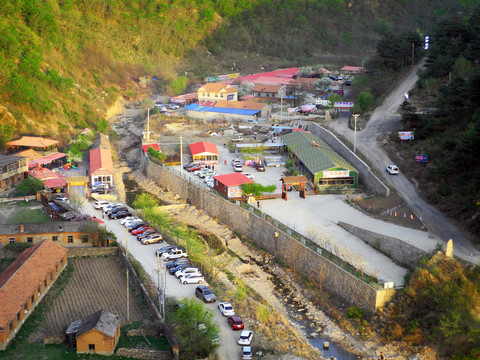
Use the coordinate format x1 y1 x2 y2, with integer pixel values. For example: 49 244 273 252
20 224 24 233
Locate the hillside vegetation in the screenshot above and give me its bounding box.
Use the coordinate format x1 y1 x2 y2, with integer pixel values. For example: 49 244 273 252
383 254 480 359
1 0 479 145
396 9 480 240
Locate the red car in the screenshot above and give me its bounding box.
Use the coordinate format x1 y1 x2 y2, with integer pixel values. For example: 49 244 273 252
187 164 203 172
227 316 244 330
132 226 154 236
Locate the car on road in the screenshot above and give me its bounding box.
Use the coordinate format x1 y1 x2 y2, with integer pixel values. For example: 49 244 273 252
238 330 253 345
110 210 132 219
136 230 156 240
241 172 254 180
195 285 216 303
233 163 243 172
218 302 235 316
386 165 399 175
256 163 265 172
141 234 163 245
178 273 204 284
241 346 253 359
166 258 192 270
227 316 244 330
94 201 110 209
161 248 188 261
132 226 154 236
175 267 200 278
167 104 180 110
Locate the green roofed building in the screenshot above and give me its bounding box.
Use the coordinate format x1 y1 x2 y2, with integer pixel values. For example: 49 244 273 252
281 131 358 189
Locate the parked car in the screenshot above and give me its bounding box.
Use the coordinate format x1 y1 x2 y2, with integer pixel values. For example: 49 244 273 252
187 164 203 172
178 273 204 284
107 206 126 216
241 172 254 180
231 159 242 165
166 258 192 270
238 330 253 345
386 165 399 175
169 263 191 275
132 226 154 236
195 285 216 303
110 210 132 219
94 201 110 209
128 222 148 232
55 196 70 204
120 216 140 225
198 170 214 178
108 208 128 218
231 136 243 143
218 302 235 316
161 248 188 261
227 316 244 330
141 234 163 245
256 163 265 172
167 104 180 110
184 162 200 170
241 346 253 360
124 219 143 228
136 230 156 240
175 267 200 278
155 245 178 257
233 163 243 172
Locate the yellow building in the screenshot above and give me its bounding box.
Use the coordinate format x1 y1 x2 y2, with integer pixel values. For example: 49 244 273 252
198 83 238 102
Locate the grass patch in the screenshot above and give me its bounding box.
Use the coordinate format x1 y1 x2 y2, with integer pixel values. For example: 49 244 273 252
117 329 170 351
2 206 52 224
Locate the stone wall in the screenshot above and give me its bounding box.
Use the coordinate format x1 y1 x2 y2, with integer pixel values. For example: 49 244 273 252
305 123 390 197
338 221 427 272
116 348 173 360
67 246 118 258
146 161 386 314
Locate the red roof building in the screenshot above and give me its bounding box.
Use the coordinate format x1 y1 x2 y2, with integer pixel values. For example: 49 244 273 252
89 147 114 187
340 66 365 73
27 167 66 189
189 142 219 165
142 143 160 154
28 152 67 169
6 136 59 156
0 239 68 350
213 173 253 199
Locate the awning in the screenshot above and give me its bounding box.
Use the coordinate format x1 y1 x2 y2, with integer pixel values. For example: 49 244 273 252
29 152 66 168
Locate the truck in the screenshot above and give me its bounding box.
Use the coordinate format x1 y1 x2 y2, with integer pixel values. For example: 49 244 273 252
231 136 243 143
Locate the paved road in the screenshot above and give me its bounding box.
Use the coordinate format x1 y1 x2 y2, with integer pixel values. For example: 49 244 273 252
80 201 240 360
327 60 480 264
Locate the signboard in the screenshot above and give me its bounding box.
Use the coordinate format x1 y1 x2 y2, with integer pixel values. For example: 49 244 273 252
227 94 234 100
323 170 350 178
300 104 316 112
415 154 427 162
334 102 354 108
170 98 186 104
398 131 414 140
287 107 297 114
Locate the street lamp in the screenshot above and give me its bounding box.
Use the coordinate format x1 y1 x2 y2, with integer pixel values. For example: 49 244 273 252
279 85 287 120
353 113 360 154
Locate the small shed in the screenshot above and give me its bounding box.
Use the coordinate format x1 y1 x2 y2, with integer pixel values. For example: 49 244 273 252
213 173 253 199
280 175 309 200
189 141 219 165
72 310 121 355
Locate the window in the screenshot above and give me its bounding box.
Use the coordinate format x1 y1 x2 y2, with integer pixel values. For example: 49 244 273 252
88 344 95 351
5 178 9 185
17 312 20 322
44 280 47 287
82 234 88 243
9 237 15 244
220 94 224 98
27 237 33 243
67 235 73 243
52 236 58 241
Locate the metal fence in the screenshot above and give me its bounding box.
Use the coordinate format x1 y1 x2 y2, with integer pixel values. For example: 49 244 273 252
164 165 382 289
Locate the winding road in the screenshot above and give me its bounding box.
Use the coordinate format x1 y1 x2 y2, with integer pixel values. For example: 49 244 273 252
328 60 480 264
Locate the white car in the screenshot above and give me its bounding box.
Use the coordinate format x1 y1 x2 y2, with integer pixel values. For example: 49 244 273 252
161 248 188 261
233 163 243 172
124 219 143 228
120 216 141 225
94 200 110 209
55 196 70 204
241 346 252 360
241 172 254 180
218 302 235 316
175 267 200 278
386 165 399 175
178 273 204 284
238 330 253 345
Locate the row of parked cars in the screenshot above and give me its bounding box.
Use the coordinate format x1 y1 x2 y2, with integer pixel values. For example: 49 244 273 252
184 163 217 188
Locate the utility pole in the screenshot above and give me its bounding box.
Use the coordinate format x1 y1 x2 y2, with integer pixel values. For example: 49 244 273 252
125 228 130 321
412 43 414 66
353 113 360 154
180 135 183 171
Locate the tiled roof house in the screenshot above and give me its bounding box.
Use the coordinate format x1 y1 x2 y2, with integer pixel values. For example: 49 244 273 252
0 239 68 350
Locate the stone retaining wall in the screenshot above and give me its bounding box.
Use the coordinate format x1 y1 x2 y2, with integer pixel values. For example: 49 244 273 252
116 348 173 360
338 221 427 272
305 123 390 197
67 246 118 258
146 160 388 314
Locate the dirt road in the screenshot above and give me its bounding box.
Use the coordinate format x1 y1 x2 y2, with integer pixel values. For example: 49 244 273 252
328 60 480 263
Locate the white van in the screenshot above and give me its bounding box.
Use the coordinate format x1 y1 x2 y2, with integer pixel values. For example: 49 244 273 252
94 201 110 209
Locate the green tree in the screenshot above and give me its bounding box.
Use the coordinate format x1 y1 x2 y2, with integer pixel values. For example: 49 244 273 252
170 298 219 359
133 193 158 210
356 92 374 113
241 183 276 197
169 76 188 95
16 177 44 195
328 93 342 107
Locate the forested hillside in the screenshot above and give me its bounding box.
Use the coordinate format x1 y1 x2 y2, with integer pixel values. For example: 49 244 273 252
397 9 480 239
0 0 479 146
